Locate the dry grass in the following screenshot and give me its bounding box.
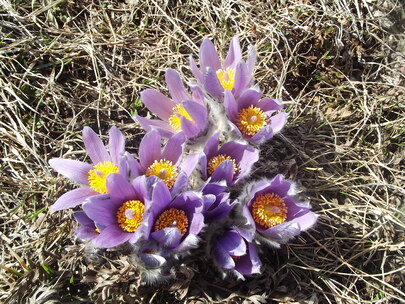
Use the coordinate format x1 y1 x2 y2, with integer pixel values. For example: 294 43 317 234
1 0 404 303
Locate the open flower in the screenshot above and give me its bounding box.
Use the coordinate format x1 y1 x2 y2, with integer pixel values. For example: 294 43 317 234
212 226 262 280
145 180 204 252
241 174 318 246
83 174 151 248
126 130 199 196
224 89 287 145
73 211 102 240
199 131 259 185
135 69 208 139
49 126 126 211
189 36 256 98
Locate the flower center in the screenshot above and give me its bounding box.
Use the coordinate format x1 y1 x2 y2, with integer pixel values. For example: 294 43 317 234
216 68 235 90
251 193 288 229
207 154 238 176
116 200 144 232
154 208 189 236
145 159 178 189
88 161 119 193
168 104 194 132
236 106 267 136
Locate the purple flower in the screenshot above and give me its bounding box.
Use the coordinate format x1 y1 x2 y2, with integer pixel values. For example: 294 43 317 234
83 174 151 248
189 36 256 98
199 131 259 185
201 182 236 222
144 180 204 252
126 130 199 196
49 126 126 211
241 174 318 246
73 211 102 240
135 69 208 139
213 226 262 280
224 89 288 145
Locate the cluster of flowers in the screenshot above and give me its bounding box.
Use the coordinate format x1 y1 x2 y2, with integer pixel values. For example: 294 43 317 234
50 36 318 281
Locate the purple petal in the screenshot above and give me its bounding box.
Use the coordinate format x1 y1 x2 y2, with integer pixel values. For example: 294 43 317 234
162 131 185 164
199 154 208 180
255 174 291 198
180 117 200 138
175 234 199 252
247 45 257 74
232 61 250 97
237 89 262 111
151 227 182 249
189 84 205 105
258 97 283 112
140 251 166 267
224 36 242 69
269 112 288 134
51 187 97 211
139 130 162 169
291 211 318 231
235 243 262 275
224 90 238 121
170 171 188 197
204 68 224 98
183 100 207 131
215 242 235 269
92 224 133 248
189 55 204 83
108 126 125 165
238 147 259 179
73 211 93 226
151 180 172 216
249 124 274 144
188 212 204 235
217 141 247 164
82 126 111 164
119 152 142 179
180 153 200 176
260 222 301 242
211 160 235 185
141 89 177 120
83 194 120 226
220 230 246 256
131 175 150 204
200 38 221 71
49 158 92 185
106 173 137 202
134 115 175 138
166 69 190 103
75 225 99 239
203 132 220 159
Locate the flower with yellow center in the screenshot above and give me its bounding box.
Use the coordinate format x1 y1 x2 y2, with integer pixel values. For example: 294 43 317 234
236 106 267 136
116 200 145 232
145 159 178 189
154 208 189 236
216 68 236 90
168 104 194 132
88 161 119 193
251 193 288 228
207 154 238 176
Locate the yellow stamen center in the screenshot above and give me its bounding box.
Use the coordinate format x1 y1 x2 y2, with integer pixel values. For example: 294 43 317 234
88 161 119 193
207 154 238 176
154 208 189 236
216 68 236 90
168 104 194 132
145 159 178 189
116 200 144 232
236 106 267 136
251 193 288 228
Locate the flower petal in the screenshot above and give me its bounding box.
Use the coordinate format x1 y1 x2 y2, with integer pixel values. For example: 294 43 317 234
141 89 177 120
180 152 200 176
166 69 190 103
258 97 283 112
200 38 221 71
106 173 137 201
204 68 224 98
234 243 262 275
51 187 96 211
224 36 242 69
83 194 120 225
170 171 188 197
189 55 204 83
237 89 262 111
247 45 257 74
269 112 288 134
49 158 92 185
291 210 318 231
151 180 172 216
224 90 238 121
139 130 162 169
215 242 235 269
260 221 301 242
180 116 200 138
108 126 125 165
134 115 175 138
232 61 250 97
82 126 111 164
211 159 235 185
203 131 220 159
92 224 133 248
162 131 185 164
182 100 207 131
151 227 182 249
220 230 246 256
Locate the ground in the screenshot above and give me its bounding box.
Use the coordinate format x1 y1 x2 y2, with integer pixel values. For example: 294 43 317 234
0 0 404 303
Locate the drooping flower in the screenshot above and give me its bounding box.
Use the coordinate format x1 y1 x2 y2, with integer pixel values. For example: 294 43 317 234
82 174 151 248
135 69 208 139
73 211 102 240
199 131 259 185
125 130 199 196
189 35 256 98
212 226 262 280
224 89 288 145
201 182 237 222
49 126 126 211
144 180 204 253
240 174 318 246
